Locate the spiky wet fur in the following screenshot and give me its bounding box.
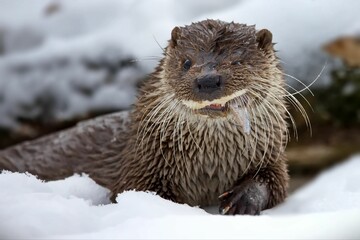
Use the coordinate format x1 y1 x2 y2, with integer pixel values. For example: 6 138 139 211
110 70 289 207
0 20 308 210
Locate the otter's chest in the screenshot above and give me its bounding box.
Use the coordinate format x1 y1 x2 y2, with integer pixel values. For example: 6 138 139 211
168 121 251 206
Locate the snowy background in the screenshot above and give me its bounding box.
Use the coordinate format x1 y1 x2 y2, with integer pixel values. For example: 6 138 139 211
1 0 360 239
1 154 360 239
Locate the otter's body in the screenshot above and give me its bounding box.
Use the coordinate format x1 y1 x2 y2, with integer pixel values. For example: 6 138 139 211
0 20 290 215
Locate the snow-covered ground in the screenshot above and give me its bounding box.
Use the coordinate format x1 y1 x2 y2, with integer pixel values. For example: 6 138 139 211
0 0 359 128
1 154 360 239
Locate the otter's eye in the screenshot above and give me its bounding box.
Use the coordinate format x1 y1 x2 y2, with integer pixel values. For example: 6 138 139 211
183 59 192 70
231 61 241 66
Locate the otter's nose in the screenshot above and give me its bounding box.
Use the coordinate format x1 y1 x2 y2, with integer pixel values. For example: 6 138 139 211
196 74 223 94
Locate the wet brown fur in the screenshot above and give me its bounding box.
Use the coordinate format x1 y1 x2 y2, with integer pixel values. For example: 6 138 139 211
0 20 289 211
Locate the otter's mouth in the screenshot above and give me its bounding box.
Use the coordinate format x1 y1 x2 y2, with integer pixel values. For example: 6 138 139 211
199 101 251 134
203 103 228 112
196 103 230 117
180 90 251 134
197 102 234 118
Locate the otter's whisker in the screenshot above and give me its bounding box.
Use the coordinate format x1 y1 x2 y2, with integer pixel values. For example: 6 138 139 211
251 98 271 175
153 35 168 56
248 86 289 150
251 78 312 138
130 56 163 63
284 62 327 97
259 86 297 141
137 94 173 139
259 96 285 162
283 73 315 96
158 100 180 166
185 115 202 151
268 84 312 137
138 96 174 158
284 83 314 112
174 104 186 166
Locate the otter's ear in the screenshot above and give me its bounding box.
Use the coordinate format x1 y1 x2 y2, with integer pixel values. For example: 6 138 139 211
256 29 273 50
170 26 181 48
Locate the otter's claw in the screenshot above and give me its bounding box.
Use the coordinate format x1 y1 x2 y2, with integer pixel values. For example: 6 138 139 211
220 205 231 215
218 190 233 200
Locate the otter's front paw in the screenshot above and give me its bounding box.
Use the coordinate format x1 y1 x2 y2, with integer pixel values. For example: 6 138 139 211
219 179 268 215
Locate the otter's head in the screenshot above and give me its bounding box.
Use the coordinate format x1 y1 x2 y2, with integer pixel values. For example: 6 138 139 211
162 20 282 118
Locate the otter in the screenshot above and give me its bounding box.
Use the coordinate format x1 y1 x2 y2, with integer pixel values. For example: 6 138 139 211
0 20 290 215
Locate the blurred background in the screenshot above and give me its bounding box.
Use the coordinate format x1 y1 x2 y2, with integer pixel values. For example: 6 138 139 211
0 0 359 192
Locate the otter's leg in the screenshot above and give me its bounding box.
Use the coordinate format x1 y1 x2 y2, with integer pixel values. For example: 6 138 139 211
218 161 288 215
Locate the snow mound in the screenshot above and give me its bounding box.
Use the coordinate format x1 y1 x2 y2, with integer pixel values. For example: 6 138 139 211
1 155 360 239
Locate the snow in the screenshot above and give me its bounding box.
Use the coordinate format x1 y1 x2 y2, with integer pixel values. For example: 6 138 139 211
1 154 360 239
0 0 359 128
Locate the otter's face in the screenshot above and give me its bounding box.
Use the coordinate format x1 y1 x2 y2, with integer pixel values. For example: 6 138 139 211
163 20 278 117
